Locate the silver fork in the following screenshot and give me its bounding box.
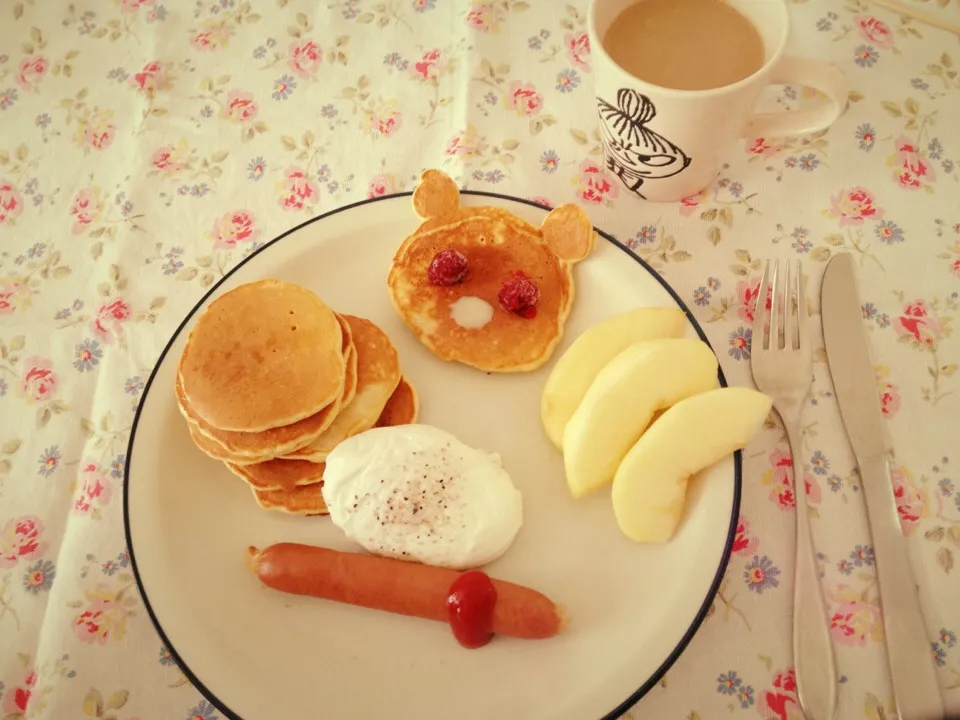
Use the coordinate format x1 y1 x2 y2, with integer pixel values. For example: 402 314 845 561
750 259 837 720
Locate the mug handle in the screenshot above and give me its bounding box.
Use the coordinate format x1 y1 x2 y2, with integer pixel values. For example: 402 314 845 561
744 56 848 138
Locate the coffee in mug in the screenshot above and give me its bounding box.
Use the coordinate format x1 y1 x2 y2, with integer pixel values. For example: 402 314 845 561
603 0 765 91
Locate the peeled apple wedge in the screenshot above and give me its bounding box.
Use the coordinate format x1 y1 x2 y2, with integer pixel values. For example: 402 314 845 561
562 338 719 498
541 307 686 449
612 387 773 543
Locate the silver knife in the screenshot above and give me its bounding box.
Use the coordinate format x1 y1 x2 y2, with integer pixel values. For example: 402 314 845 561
821 253 945 720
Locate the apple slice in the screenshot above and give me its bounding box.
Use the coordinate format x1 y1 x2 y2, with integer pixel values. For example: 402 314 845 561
612 387 772 543
541 307 686 449
562 338 719 498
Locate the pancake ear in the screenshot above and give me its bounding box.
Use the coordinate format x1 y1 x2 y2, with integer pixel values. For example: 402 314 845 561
412 169 460 219
541 204 595 264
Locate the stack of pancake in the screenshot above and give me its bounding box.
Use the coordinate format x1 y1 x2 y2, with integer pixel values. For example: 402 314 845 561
175 279 418 516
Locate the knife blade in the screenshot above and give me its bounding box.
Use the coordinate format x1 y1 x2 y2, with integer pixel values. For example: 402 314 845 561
821 253 945 720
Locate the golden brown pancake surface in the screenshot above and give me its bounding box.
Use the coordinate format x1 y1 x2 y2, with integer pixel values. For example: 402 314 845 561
282 315 401 461
227 457 326 491
374 377 418 428
175 373 344 459
178 279 344 432
388 215 570 372
388 169 595 373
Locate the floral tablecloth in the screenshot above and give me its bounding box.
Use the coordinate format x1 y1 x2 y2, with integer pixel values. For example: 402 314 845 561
1 0 959 717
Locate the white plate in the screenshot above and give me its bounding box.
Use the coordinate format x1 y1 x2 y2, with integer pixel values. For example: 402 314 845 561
124 192 740 720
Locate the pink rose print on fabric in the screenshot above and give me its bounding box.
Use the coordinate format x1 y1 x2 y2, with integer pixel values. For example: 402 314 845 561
952 258 960 278
762 448 821 511
678 188 712 217
745 137 783 158
413 49 445 81
365 103 402 137
211 210 259 250
890 465 928 535
222 90 258 124
578 159 619 205
69 186 104 233
736 276 765 323
289 39 322 78
91 298 132 343
444 127 482 159
855 17 894 49
759 668 799 720
829 585 884 646
507 81 543 117
877 369 900 418
150 144 188 176
895 300 943 345
0 516 47 568
132 60 169 95
731 515 759 555
74 461 112 515
192 21 230 51
17 55 48 91
565 32 590 70
825 186 883 226
890 136 936 190
278 167 319 211
367 173 397 199
0 180 24 224
1 668 37 716
73 583 131 644
528 196 553 208
0 281 29 315
21 357 58 403
73 108 117 152
121 0 155 11
79 109 116 151
465 4 496 32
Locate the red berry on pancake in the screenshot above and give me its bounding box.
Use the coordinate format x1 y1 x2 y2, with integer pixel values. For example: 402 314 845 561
428 249 469 286
498 273 540 319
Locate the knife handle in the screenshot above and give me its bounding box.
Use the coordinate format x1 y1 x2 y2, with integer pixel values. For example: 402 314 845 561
786 420 838 720
860 453 945 720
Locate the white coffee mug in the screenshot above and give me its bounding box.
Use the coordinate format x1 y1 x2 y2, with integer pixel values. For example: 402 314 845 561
589 0 848 202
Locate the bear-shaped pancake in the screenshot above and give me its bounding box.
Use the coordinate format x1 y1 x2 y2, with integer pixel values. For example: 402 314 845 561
387 169 595 372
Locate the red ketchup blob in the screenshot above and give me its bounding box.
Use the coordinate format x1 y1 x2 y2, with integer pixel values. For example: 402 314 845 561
446 570 497 649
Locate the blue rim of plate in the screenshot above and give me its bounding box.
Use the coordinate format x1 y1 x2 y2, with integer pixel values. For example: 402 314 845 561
123 190 741 720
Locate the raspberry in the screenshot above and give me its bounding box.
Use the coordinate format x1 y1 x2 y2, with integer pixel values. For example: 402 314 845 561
427 249 468 286
498 272 540 318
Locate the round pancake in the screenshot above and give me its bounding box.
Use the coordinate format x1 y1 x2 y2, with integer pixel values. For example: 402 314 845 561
177 325 357 462
374 376 418 428
175 372 344 460
226 457 325 491
178 279 344 432
249 379 418 515
387 215 572 372
282 315 401 461
186 422 263 465
339 331 359 409
251 482 329 516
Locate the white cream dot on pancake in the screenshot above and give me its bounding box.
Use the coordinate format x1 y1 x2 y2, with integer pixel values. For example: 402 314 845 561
449 296 494 330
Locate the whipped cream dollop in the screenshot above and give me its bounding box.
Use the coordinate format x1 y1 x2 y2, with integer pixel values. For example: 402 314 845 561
449 296 494 330
322 424 523 570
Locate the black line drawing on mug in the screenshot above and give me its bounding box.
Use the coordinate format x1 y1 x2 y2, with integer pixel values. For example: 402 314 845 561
597 89 691 198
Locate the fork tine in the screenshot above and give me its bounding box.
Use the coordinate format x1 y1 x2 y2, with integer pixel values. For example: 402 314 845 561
753 260 772 351
796 260 808 349
769 260 782 350
784 260 797 350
